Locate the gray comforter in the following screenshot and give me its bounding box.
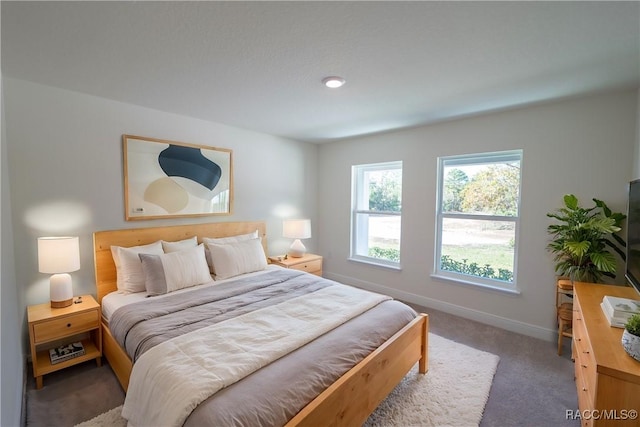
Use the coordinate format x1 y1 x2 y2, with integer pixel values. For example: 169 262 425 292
109 269 417 426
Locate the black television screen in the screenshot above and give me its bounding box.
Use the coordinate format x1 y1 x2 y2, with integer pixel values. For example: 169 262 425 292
625 179 640 296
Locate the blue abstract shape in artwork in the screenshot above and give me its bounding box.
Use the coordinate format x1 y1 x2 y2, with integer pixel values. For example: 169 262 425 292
158 145 221 191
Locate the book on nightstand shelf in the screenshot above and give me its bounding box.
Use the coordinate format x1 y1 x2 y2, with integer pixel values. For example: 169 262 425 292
49 341 85 365
600 295 640 328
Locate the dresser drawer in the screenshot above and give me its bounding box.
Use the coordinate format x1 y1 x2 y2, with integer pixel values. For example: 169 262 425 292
573 301 597 413
290 259 322 274
32 310 99 343
573 307 589 352
576 374 594 427
575 350 596 407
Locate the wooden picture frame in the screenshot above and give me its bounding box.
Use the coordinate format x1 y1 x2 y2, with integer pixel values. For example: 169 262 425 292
123 135 233 220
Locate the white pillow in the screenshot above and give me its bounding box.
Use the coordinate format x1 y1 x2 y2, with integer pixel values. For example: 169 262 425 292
207 238 267 280
202 230 259 274
111 241 164 293
201 230 258 246
161 236 198 253
139 244 212 296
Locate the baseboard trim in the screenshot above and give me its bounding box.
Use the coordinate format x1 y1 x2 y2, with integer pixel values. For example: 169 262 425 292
21 356 27 427
326 272 557 343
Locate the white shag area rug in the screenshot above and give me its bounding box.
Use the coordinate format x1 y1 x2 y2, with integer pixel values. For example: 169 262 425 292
76 333 499 427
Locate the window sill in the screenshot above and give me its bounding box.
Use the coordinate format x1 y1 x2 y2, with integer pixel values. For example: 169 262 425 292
348 257 402 271
430 273 521 295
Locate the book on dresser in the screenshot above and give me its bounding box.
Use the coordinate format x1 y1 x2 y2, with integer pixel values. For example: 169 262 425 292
49 341 85 364
600 302 628 328
603 295 640 315
600 295 640 328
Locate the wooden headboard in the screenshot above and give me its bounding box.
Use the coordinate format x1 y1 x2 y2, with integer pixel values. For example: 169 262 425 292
93 221 267 303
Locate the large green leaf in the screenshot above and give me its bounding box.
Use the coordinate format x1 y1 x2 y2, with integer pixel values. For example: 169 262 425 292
589 251 617 273
564 240 590 257
564 194 578 210
586 216 621 234
593 198 612 217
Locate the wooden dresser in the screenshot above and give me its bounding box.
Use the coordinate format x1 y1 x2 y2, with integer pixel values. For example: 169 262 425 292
573 282 640 426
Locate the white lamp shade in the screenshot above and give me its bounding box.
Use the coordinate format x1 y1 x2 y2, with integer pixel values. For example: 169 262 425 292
283 219 311 258
38 236 80 273
282 219 312 239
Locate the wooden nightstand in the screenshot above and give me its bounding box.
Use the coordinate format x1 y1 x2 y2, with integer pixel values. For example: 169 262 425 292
269 253 323 276
27 294 102 389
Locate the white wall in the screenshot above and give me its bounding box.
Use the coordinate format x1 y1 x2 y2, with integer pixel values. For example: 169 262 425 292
3 76 318 315
1 77 24 427
318 90 638 341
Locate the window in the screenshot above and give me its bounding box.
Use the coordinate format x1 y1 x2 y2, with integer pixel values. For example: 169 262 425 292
351 161 402 268
434 150 522 292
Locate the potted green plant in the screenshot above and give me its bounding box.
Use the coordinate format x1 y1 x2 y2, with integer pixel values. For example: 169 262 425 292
546 194 626 283
622 314 640 361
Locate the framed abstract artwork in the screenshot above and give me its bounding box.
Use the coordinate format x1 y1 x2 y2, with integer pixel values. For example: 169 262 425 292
123 135 233 220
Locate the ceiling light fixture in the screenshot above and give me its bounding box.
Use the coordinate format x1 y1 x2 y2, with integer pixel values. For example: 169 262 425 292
322 76 346 89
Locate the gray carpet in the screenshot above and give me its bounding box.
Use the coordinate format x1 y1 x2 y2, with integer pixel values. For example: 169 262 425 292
415 305 580 427
25 304 579 427
25 362 124 427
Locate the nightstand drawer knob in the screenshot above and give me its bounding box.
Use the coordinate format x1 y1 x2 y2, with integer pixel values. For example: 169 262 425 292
67 323 71 328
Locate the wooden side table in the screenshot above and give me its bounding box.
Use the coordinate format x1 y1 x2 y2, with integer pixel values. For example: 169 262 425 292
269 253 323 276
27 294 102 389
556 277 574 356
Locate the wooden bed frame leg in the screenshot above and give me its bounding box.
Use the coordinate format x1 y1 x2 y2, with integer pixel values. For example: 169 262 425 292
419 313 429 374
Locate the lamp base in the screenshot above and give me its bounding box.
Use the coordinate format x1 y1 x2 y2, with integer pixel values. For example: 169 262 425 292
288 239 307 258
50 298 73 308
50 273 74 308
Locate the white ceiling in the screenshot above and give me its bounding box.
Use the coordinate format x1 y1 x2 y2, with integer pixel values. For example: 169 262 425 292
2 1 639 143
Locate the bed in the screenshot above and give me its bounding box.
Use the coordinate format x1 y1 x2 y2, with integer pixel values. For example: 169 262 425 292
94 221 428 426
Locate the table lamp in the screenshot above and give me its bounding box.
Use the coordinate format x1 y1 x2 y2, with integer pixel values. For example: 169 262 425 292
283 219 311 258
38 236 80 308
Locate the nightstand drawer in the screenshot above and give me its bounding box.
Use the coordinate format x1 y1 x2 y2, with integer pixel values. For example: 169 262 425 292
269 254 323 277
33 310 99 343
290 259 322 274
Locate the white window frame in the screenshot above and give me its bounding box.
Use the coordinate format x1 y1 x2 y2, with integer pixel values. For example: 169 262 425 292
433 150 522 293
350 161 402 269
